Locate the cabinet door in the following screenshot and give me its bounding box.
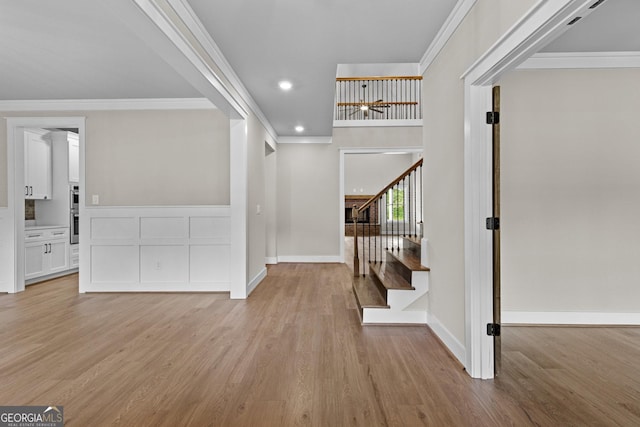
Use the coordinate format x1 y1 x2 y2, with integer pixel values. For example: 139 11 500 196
24 130 52 199
49 240 69 273
68 134 80 183
25 242 47 279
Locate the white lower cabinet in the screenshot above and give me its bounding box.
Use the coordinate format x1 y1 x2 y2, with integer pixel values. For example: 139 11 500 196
70 244 79 268
24 228 70 281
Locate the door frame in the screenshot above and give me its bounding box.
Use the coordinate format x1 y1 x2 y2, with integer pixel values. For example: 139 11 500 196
461 0 598 378
4 117 86 293
339 147 423 264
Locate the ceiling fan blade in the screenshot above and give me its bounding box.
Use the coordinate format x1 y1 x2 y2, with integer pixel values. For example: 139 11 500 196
349 109 360 117
364 110 368 118
370 108 384 114
373 99 384 103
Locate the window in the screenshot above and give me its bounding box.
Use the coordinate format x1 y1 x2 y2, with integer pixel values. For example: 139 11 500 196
387 188 405 221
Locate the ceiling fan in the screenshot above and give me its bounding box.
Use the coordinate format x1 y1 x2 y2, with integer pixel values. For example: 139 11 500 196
339 84 390 118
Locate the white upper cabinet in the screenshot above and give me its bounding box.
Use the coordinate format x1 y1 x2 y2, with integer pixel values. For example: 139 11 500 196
68 132 80 183
24 129 52 200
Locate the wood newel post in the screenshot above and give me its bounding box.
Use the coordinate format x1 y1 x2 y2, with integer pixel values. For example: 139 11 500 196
352 205 360 277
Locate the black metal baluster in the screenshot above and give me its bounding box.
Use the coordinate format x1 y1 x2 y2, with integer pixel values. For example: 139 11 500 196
419 164 423 237
391 184 395 251
403 177 407 237
411 170 418 237
373 199 380 264
367 207 371 269
384 192 389 251
360 219 365 276
408 172 412 238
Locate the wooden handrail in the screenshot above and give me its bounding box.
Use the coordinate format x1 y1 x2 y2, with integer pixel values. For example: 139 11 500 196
336 76 423 81
357 158 423 213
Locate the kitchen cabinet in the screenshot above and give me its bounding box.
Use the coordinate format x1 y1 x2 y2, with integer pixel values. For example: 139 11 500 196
24 129 52 200
68 133 80 183
24 227 69 281
70 244 79 269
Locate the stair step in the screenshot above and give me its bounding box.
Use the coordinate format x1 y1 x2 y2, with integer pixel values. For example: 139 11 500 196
402 236 422 252
369 262 414 293
352 276 389 317
387 248 430 273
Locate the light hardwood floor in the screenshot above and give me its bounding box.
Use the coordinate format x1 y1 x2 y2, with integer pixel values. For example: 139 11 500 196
0 267 639 426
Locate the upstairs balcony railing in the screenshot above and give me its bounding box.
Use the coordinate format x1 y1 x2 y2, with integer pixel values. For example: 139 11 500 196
335 76 422 121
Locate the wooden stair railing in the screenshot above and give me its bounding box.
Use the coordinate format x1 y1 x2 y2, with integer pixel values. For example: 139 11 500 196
352 158 423 277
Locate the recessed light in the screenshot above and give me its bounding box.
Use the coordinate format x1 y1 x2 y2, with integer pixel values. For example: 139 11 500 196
278 80 293 91
295 125 304 132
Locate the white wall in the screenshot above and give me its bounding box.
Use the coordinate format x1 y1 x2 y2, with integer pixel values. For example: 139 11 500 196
265 143 277 264
344 153 415 195
247 114 274 286
422 0 537 346
0 118 6 207
500 68 640 319
85 110 229 206
277 126 421 259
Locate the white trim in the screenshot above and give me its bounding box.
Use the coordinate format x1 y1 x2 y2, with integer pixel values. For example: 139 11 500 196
333 119 422 128
462 0 598 84
277 255 342 263
230 119 248 299
463 84 494 380
518 51 640 69
0 98 214 112
6 117 86 294
127 0 247 119
247 267 267 296
164 0 278 141
419 0 477 74
502 311 640 325
277 136 333 144
459 0 598 379
265 257 278 265
428 313 466 366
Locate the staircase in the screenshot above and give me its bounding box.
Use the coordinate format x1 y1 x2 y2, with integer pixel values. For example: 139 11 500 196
353 236 429 324
349 159 430 324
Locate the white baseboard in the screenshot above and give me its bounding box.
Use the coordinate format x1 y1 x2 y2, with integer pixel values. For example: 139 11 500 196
277 255 342 263
247 267 267 296
502 311 640 325
427 313 466 367
265 257 278 265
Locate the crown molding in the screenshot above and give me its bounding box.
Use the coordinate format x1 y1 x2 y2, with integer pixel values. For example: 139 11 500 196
419 0 477 75
165 0 278 141
277 136 332 144
517 51 640 69
0 98 215 112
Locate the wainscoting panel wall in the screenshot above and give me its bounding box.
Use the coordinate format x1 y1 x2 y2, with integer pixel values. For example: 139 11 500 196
83 206 231 292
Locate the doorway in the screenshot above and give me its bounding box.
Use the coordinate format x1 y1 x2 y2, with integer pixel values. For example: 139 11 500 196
339 148 423 266
3 117 85 293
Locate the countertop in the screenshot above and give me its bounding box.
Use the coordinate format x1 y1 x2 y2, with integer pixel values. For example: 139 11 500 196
25 224 69 231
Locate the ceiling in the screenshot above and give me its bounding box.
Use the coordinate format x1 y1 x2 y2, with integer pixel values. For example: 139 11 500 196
542 0 640 52
187 0 458 136
0 0 637 138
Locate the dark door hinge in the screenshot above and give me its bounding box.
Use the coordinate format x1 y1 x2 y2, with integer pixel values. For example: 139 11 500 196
486 217 500 230
487 323 501 336
486 111 500 125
